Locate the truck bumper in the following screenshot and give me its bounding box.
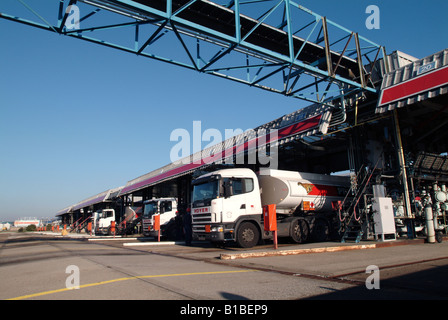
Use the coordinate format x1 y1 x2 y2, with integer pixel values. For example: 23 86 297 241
193 231 226 242
193 224 237 243
143 222 156 237
143 230 161 237
96 228 109 235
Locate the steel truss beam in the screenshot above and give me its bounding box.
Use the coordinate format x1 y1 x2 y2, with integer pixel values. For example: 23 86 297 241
1 0 385 106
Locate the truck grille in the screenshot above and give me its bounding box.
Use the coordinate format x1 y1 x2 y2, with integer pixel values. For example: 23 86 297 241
192 225 206 233
192 212 212 234
192 212 212 223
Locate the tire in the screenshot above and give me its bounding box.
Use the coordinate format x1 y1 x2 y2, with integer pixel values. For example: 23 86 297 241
236 222 260 248
436 231 443 243
290 218 309 243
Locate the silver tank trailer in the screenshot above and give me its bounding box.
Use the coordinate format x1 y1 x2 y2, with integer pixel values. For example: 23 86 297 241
258 169 350 214
123 206 137 223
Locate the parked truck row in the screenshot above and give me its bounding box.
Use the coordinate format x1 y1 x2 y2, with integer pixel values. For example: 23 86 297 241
71 168 352 248
79 198 184 240
71 166 445 249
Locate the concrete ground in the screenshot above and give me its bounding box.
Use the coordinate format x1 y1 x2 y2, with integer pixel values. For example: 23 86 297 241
1 231 447 302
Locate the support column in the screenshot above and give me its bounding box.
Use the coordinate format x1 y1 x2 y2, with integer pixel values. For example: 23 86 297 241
393 110 412 219
393 110 415 239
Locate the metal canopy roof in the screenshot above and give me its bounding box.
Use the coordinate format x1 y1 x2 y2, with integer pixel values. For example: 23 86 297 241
119 102 334 195
70 186 124 212
56 206 74 217
376 49 448 114
60 102 338 208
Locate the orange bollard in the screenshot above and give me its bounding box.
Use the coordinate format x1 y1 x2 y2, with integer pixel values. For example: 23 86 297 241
154 215 161 242
87 222 92 236
110 221 116 238
263 204 278 250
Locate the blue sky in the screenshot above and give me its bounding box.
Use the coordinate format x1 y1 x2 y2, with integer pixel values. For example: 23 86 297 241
0 0 447 222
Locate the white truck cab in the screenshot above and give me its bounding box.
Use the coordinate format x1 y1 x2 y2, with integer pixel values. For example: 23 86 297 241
92 209 116 235
142 198 178 238
191 168 261 244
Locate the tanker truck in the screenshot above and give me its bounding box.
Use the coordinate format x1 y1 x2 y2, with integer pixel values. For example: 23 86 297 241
92 206 141 236
191 168 350 248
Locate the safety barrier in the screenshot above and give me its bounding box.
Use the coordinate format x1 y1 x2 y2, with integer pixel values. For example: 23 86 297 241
263 204 278 250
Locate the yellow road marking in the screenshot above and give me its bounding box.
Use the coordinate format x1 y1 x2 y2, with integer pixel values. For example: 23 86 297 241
7 269 255 300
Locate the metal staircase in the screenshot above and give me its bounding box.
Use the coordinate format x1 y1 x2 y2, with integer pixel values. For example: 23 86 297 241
339 162 379 243
340 200 369 243
71 215 91 233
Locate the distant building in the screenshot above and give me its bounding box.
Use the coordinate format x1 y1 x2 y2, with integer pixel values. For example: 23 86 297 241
13 218 40 227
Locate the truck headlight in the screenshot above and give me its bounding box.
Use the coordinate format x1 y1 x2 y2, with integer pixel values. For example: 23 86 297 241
210 226 224 233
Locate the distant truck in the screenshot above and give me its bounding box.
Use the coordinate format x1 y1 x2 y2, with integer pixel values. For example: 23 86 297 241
92 209 116 235
142 198 179 239
191 168 350 248
91 207 141 236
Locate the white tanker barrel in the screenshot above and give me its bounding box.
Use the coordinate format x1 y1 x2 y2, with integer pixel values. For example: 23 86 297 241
123 207 136 223
258 169 350 214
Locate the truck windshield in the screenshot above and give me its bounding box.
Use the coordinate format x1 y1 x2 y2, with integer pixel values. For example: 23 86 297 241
192 180 219 206
104 211 114 218
143 202 158 218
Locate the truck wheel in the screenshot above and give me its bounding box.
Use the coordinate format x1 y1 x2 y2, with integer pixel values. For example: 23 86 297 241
436 231 443 243
290 218 309 243
236 222 260 248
